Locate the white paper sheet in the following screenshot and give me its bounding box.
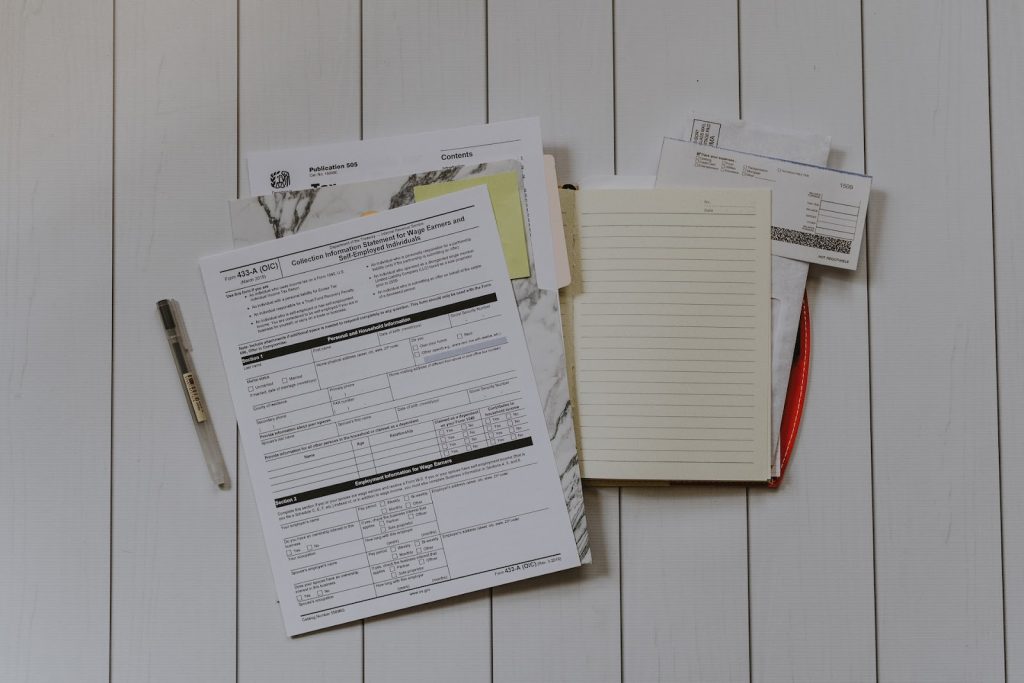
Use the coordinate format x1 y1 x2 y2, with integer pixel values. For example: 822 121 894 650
544 155 572 288
201 186 580 634
767 257 807 472
657 138 872 270
247 118 558 291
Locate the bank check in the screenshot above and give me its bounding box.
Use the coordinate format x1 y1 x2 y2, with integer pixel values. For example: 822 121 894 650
657 138 872 270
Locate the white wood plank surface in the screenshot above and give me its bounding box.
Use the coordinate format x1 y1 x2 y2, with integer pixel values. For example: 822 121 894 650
0 1 112 680
363 0 486 137
487 2 619 680
487 0 614 184
237 0 363 192
615 0 739 177
621 488 749 682
740 1 877 681
990 1 1024 679
236 2 364 680
492 489 620 683
864 0 1005 679
111 0 238 679
361 2 491 681
614 2 749 681
7 1 1021 680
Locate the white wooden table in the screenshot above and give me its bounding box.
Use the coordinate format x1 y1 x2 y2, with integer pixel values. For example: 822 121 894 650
3 0 1020 680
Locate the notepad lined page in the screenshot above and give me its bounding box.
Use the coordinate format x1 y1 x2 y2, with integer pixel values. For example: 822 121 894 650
571 188 772 481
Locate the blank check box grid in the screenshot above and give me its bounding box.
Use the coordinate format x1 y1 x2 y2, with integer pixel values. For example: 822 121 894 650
815 198 860 237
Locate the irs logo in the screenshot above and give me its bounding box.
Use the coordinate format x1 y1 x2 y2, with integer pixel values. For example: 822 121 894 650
269 170 291 189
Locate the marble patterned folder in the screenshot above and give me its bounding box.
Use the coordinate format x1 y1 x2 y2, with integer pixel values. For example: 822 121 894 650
230 160 591 563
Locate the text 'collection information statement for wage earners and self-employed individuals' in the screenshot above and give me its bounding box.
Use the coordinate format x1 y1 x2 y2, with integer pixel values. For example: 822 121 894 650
200 186 580 635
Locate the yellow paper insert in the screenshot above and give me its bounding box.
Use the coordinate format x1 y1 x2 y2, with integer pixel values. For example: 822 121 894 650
414 171 531 279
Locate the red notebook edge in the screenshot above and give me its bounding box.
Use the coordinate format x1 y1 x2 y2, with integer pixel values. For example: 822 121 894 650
769 291 811 488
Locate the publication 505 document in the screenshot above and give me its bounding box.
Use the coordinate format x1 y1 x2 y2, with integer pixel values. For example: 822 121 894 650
246 118 559 291
200 186 580 634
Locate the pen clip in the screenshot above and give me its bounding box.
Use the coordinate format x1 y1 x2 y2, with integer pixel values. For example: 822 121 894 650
171 300 193 351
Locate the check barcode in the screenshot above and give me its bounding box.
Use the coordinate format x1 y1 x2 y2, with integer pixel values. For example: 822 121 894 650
771 226 852 254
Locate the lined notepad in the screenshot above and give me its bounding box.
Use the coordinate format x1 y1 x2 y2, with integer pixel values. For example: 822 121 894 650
561 188 773 482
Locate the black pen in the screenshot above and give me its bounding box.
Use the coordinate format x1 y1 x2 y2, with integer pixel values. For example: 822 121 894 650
157 299 231 489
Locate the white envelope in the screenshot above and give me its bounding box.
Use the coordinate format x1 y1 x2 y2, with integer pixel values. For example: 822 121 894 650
685 112 831 165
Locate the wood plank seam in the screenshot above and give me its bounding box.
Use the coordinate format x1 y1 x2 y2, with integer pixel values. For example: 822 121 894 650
984 0 1011 675
860 2 881 679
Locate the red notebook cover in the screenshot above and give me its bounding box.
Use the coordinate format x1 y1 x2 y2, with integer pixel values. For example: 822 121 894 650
769 292 811 488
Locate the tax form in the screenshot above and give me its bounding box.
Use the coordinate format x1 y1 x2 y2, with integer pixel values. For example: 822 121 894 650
200 186 580 634
229 161 590 563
